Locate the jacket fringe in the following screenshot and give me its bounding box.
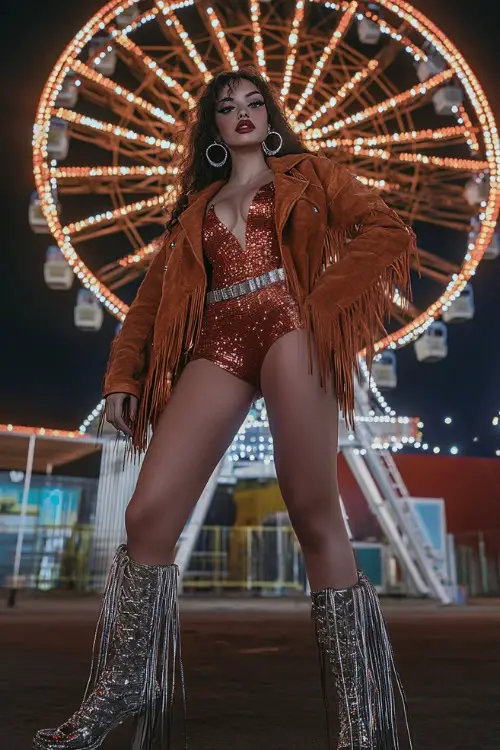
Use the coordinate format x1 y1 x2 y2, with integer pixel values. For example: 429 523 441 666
131 283 206 454
304 225 416 429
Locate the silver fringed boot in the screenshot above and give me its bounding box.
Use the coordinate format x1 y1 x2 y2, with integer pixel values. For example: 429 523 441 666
311 570 413 750
33 544 186 750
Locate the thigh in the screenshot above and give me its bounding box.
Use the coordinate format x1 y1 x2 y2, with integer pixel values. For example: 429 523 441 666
260 328 340 518
128 358 256 542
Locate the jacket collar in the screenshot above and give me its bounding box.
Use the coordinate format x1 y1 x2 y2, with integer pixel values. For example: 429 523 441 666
179 152 311 265
185 152 311 205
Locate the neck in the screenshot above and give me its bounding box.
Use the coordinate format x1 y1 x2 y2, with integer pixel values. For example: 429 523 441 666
226 145 271 185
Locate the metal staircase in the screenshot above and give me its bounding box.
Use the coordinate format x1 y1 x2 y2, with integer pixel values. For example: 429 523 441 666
345 377 452 604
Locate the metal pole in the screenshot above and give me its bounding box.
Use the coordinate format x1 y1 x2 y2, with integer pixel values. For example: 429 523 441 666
8 434 36 607
478 531 488 595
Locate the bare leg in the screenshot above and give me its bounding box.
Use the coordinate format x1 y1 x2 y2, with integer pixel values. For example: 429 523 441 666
260 328 357 590
126 358 256 565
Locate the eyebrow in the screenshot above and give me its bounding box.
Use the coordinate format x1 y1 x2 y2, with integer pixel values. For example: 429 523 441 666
217 90 263 105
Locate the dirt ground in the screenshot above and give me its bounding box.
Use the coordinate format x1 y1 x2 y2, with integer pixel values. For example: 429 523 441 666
1 595 499 749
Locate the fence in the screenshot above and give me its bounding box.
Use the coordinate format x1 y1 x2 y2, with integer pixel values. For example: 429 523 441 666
454 530 500 596
2 522 498 598
0 524 308 594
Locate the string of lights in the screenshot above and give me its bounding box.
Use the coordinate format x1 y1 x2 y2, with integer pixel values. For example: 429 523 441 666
280 0 306 101
249 1 268 78
71 60 179 126
51 165 179 179
205 6 239 72
62 189 173 237
313 126 470 149
51 108 180 152
110 28 196 108
298 61 380 129
291 0 358 118
303 68 455 139
156 0 212 83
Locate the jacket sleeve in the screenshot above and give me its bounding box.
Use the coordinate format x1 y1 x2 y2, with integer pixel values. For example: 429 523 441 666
303 162 417 425
102 239 168 399
306 163 416 317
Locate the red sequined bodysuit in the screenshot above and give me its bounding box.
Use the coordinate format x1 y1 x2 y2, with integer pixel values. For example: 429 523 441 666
189 181 304 395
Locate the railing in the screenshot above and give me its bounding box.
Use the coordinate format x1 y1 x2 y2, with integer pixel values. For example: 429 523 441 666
182 525 307 593
454 530 500 597
3 522 498 598
0 524 308 594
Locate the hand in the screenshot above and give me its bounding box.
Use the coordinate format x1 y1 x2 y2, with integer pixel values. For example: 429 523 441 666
105 393 138 437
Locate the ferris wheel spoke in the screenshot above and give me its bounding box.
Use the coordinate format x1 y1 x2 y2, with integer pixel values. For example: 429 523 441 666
249 1 268 79
70 207 166 245
280 0 306 102
201 5 239 72
299 59 380 129
51 166 178 195
62 191 173 240
52 108 179 155
99 257 153 289
60 129 173 169
304 68 454 138
291 0 358 118
110 29 196 109
329 143 488 173
457 106 480 153
154 1 212 84
71 60 180 132
349 170 401 193
315 125 472 150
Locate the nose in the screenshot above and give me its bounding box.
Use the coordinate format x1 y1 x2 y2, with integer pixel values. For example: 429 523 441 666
238 106 250 119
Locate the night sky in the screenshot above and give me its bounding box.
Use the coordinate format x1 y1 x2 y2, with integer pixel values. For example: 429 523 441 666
1 0 499 457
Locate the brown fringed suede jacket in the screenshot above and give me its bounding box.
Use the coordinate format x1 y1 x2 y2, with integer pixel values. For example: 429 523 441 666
103 152 416 451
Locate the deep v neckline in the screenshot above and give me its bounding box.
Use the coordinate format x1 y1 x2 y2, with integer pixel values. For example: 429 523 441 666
208 180 274 252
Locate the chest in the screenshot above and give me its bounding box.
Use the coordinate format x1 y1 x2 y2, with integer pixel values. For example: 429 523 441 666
204 180 276 255
168 174 329 292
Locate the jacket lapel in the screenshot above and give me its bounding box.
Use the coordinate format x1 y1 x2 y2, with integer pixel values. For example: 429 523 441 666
267 153 311 242
178 152 312 265
178 179 226 268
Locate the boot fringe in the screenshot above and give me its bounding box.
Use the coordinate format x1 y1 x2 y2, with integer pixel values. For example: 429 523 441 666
312 571 414 749
83 545 187 750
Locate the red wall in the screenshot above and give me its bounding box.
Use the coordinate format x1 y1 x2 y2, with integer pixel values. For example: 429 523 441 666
338 454 500 539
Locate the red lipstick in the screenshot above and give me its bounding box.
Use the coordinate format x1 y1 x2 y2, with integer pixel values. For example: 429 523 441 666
235 120 255 133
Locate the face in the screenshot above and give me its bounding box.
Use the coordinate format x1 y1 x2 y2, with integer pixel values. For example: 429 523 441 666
214 78 269 150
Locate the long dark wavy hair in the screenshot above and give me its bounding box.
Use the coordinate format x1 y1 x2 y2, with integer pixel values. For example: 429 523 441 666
165 67 314 232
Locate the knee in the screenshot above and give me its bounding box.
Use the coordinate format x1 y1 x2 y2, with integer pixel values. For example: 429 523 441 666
125 495 162 542
286 489 343 550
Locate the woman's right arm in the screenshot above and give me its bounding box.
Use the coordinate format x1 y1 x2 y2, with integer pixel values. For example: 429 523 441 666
103 234 170 406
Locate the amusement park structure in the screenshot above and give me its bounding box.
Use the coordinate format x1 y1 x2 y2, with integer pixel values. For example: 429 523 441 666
22 0 500 601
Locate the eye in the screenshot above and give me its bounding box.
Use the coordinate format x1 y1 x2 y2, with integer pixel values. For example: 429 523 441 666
249 99 264 108
217 105 234 115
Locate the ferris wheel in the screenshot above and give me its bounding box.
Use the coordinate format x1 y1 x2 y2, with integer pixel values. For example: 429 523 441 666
32 0 500 378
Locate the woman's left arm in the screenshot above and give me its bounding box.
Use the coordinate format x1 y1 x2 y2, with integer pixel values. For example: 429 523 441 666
302 162 417 425
305 162 416 317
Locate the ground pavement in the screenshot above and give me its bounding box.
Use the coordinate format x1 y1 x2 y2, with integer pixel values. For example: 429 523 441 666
1 595 499 749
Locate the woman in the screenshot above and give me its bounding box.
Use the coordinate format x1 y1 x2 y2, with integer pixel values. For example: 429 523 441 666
34 69 415 750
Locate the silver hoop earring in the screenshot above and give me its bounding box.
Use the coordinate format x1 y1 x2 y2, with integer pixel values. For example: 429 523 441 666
262 128 283 156
206 141 228 167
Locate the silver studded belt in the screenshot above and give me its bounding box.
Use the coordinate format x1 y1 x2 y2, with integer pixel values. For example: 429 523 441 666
206 267 286 304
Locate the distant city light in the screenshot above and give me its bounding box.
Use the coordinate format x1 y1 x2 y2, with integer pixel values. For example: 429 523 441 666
433 446 441 454
444 417 452 424
450 446 459 455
